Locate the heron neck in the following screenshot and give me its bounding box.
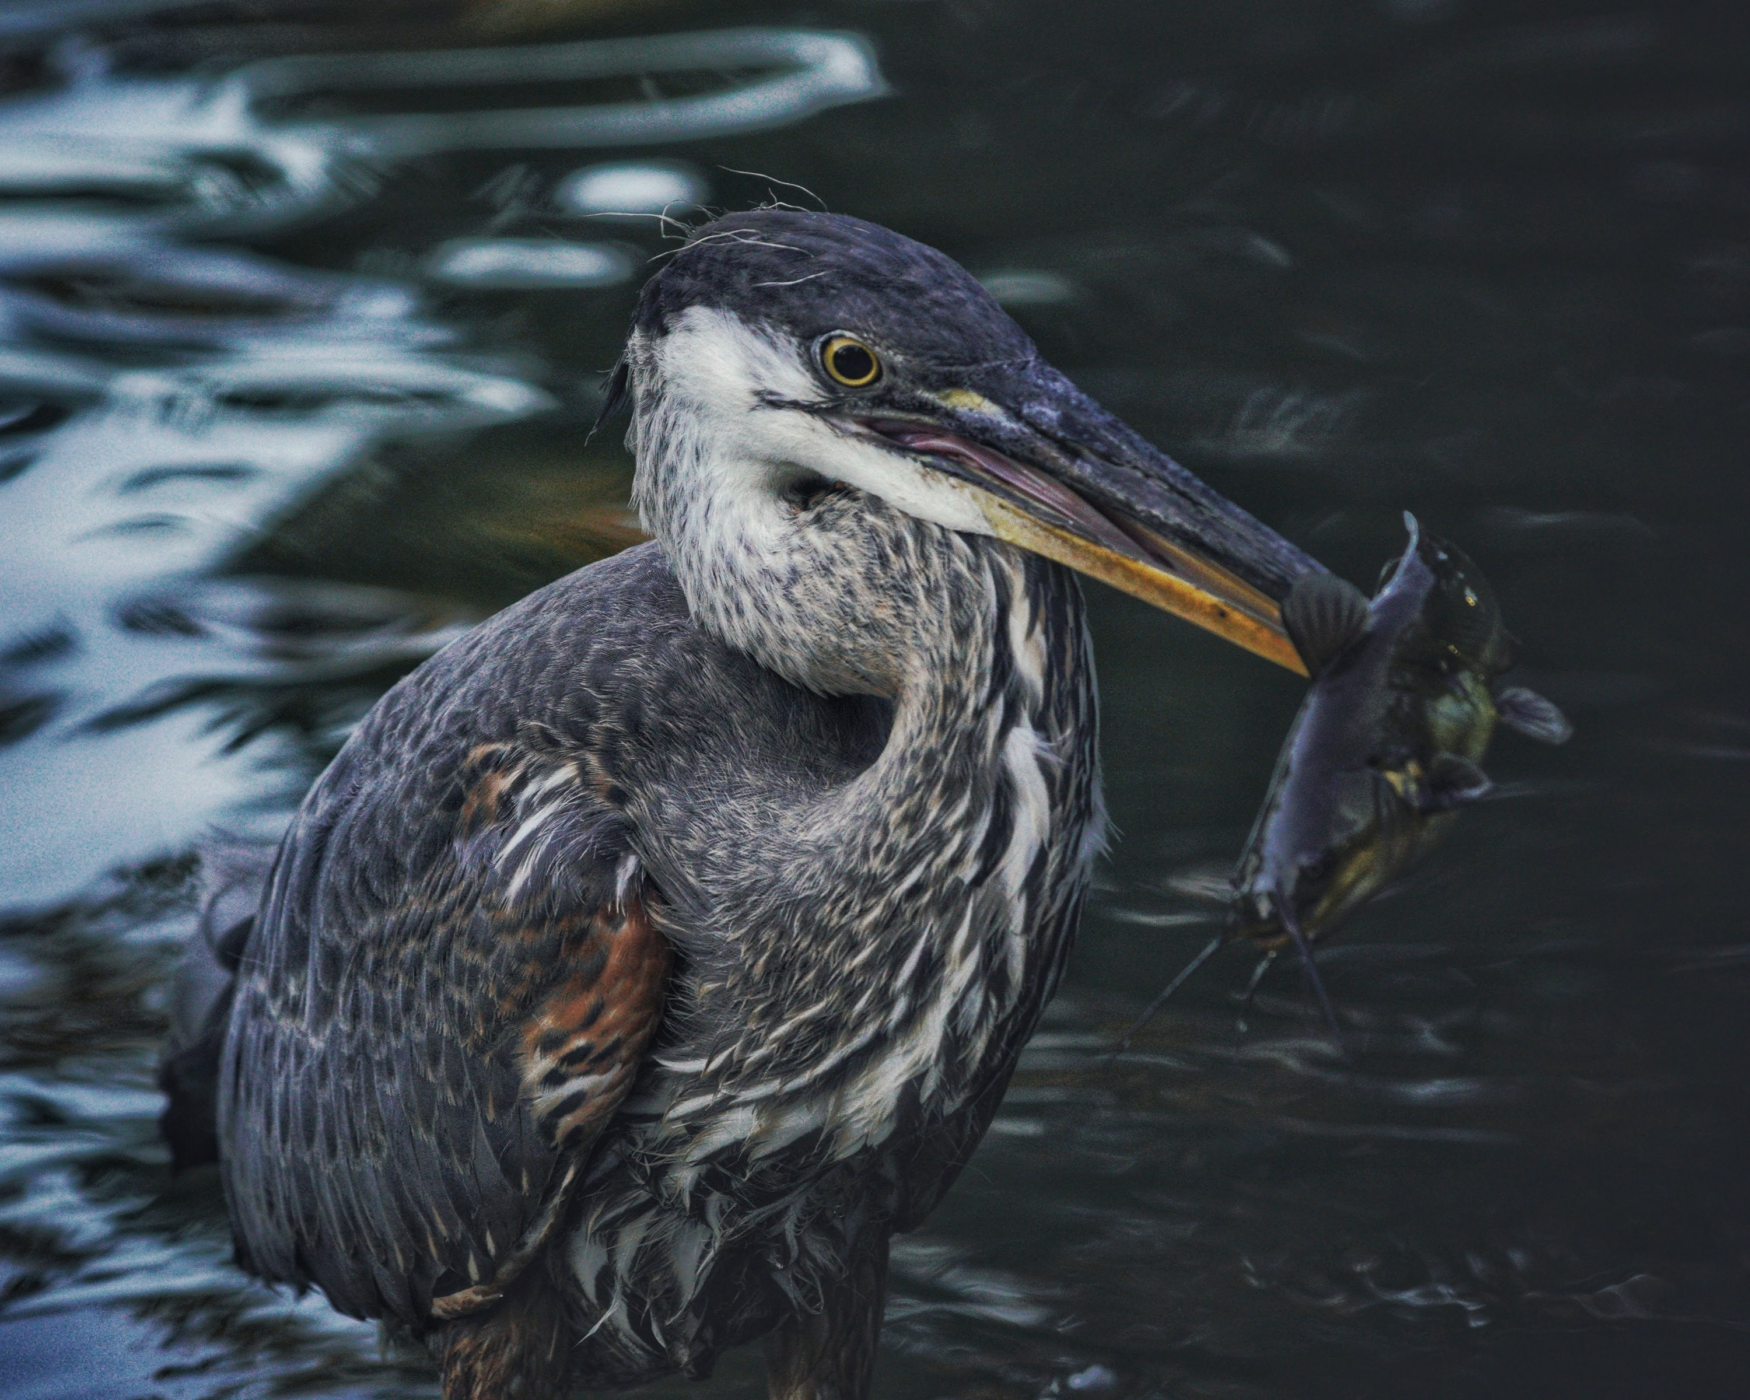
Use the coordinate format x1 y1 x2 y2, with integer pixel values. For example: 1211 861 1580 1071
645 533 1103 1160
835 542 1065 842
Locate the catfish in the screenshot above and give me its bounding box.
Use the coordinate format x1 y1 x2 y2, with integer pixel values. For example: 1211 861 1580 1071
1121 515 1570 1051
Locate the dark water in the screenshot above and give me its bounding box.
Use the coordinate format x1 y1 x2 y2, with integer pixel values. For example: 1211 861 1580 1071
1 1 1746 1396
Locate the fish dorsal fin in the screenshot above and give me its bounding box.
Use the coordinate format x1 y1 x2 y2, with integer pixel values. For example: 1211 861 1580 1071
1283 571 1370 675
1421 753 1494 812
1494 686 1574 745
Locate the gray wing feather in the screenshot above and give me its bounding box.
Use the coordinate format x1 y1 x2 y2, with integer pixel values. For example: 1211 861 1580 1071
218 549 685 1327
223 785 622 1321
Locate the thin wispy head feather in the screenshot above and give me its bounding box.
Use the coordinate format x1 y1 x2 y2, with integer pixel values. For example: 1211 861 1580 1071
580 206 702 240
717 167 829 211
647 227 809 264
751 271 830 290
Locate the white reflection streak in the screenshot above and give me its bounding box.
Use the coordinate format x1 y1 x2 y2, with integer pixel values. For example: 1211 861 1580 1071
0 243 427 348
0 28 885 241
0 25 884 910
231 28 888 155
0 349 547 910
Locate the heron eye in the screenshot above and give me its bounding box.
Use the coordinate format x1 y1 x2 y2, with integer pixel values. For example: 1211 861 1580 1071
820 335 881 388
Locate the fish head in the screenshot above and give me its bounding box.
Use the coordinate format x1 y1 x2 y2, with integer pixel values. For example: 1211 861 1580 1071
1400 525 1573 749
1392 526 1512 681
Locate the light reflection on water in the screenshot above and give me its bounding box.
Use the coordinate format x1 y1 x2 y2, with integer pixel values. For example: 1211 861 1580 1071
0 15 884 909
0 329 543 904
0 26 879 242
0 12 887 1398
1 3 1748 1399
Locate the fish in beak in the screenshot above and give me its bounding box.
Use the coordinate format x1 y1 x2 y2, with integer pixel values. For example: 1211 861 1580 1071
1117 515 1573 1055
1229 514 1573 950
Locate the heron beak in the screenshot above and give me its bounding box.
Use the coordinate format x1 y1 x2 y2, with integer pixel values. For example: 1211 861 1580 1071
859 368 1320 675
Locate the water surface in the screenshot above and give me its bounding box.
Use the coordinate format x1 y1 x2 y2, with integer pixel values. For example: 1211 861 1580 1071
1 2 1746 1397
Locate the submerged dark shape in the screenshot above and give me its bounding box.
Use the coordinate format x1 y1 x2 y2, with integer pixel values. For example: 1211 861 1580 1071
157 847 267 1170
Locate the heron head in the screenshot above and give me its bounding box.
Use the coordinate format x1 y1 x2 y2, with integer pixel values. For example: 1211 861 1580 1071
612 210 1316 692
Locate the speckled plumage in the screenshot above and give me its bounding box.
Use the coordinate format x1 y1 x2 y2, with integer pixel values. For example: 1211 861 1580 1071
219 527 1099 1383
187 209 1313 1400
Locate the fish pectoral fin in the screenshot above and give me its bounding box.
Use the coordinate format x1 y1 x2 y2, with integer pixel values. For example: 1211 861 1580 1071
1494 685 1574 745
1420 753 1494 811
1282 571 1370 675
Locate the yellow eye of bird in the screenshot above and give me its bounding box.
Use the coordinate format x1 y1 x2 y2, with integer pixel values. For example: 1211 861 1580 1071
821 335 881 388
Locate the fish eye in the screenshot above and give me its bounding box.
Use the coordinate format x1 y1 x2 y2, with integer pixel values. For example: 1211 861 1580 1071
819 334 882 388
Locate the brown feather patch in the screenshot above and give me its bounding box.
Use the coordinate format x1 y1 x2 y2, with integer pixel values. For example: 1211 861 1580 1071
519 892 670 1150
430 891 669 1323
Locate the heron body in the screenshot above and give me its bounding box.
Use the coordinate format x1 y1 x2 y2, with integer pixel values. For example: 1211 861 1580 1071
179 210 1318 1399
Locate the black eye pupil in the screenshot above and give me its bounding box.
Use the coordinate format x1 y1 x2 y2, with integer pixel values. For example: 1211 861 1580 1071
830 343 875 383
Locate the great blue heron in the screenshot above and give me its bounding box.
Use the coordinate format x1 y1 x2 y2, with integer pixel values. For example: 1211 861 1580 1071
161 210 1318 1400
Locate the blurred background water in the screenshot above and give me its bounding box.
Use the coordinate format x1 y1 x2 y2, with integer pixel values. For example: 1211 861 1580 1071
0 1 1745 1397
